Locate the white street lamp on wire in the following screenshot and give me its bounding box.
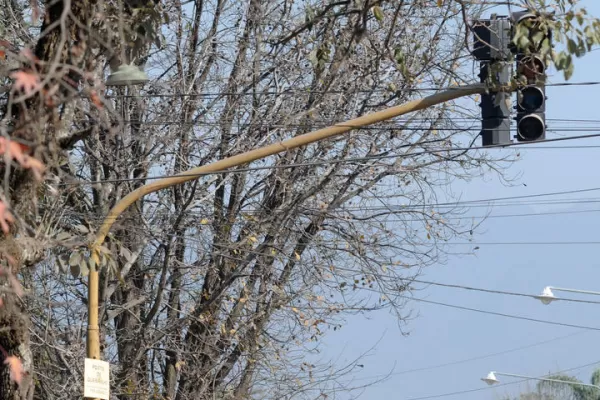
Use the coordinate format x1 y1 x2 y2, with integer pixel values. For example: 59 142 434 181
535 286 600 305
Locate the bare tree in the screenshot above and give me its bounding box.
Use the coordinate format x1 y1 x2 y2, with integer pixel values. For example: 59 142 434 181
0 1 599 399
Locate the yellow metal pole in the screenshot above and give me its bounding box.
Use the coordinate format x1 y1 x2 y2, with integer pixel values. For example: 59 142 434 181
85 84 486 392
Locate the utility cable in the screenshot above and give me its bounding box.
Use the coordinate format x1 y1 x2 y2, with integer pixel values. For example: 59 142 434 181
399 295 600 331
59 132 600 186
353 329 587 380
400 359 600 400
46 206 600 223
105 81 600 99
404 279 600 305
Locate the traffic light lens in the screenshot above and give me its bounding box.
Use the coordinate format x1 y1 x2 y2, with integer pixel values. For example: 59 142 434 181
518 86 545 111
519 56 545 81
518 114 545 141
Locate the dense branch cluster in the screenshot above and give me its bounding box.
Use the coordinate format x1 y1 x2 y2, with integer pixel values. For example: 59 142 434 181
8 0 598 399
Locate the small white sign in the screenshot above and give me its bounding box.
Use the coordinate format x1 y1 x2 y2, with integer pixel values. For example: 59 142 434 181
84 358 110 400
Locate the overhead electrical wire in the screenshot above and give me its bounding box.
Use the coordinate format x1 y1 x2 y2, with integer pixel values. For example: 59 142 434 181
332 198 600 211
101 117 600 126
59 132 600 186
49 206 600 223
398 295 600 331
403 279 600 305
400 359 600 400
353 329 587 380
105 80 600 99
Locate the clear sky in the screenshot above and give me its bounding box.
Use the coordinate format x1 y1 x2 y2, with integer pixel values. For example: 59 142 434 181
317 1 600 399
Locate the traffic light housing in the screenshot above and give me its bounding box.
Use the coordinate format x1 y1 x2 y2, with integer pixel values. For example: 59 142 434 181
479 62 511 146
472 18 512 61
472 16 512 146
511 12 551 142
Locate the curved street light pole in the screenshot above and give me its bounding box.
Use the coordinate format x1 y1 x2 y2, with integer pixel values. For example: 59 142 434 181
549 286 600 296
85 84 487 396
483 371 600 389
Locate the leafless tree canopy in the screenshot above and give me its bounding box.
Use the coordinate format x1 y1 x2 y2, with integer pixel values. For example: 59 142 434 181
0 0 522 399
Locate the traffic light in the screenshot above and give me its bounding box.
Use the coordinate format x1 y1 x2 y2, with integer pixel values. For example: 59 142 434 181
511 11 551 142
472 16 513 146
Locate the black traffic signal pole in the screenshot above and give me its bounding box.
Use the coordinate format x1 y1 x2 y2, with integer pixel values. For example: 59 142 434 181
472 15 513 146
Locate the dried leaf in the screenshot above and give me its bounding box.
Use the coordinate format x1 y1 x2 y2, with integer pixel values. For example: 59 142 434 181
200 218 209 225
90 91 103 108
8 274 23 297
55 232 72 242
56 255 68 273
79 259 89 277
21 155 45 180
0 202 14 234
372 6 384 21
0 138 46 180
97 245 111 254
120 246 133 262
4 356 23 385
73 224 89 234
10 70 41 96
30 0 40 22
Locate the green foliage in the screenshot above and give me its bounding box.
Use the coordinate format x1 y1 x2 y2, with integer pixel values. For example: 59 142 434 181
514 1 600 80
516 368 600 400
537 373 599 400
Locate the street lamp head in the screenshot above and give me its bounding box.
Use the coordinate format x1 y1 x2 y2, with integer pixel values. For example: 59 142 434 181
482 371 499 385
534 286 556 305
106 64 149 86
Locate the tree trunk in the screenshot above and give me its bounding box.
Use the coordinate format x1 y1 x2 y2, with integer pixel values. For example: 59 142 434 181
0 1 96 398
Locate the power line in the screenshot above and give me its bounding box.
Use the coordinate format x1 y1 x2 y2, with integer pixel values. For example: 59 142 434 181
405 279 600 305
354 330 587 380
313 208 600 222
105 81 600 99
50 205 600 223
430 241 600 246
400 359 600 400
332 198 600 211
400 295 600 331
59 133 600 186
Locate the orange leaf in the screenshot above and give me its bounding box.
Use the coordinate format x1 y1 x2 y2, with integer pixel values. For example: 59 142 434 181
10 70 40 96
0 50 5 60
90 91 103 108
16 143 30 153
0 138 45 181
4 356 23 385
0 202 15 234
18 155 45 181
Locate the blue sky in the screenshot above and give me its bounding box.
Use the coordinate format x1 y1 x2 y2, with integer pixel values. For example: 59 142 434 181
317 1 600 398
